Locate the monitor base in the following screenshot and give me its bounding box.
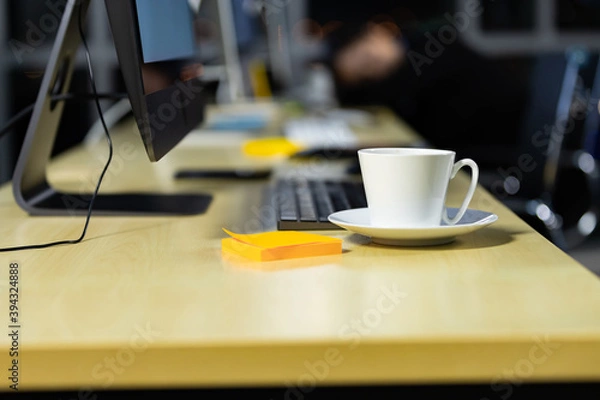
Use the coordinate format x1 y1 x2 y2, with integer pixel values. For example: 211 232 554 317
19 188 213 216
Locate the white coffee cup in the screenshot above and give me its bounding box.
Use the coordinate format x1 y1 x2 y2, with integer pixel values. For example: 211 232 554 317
358 148 479 227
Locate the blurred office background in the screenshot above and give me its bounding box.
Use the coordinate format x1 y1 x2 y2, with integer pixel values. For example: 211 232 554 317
0 0 600 272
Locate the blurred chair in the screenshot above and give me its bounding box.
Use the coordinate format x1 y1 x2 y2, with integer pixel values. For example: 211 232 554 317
479 48 600 250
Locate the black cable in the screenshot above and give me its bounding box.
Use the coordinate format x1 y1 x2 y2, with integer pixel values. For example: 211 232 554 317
0 92 127 141
0 105 34 142
0 3 114 253
53 93 127 102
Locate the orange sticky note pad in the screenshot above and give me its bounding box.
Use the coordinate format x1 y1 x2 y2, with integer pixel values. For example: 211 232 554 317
221 229 342 262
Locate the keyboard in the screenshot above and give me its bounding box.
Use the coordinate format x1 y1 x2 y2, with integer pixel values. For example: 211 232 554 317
283 117 358 148
275 179 367 230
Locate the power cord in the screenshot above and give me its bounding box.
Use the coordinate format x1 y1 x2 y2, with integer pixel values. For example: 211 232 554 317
0 92 127 141
0 3 115 253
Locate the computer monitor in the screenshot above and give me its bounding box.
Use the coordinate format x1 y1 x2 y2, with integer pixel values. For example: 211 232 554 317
105 0 206 162
12 0 212 216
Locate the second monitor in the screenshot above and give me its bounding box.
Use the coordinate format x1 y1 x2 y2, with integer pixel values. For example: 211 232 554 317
12 0 213 216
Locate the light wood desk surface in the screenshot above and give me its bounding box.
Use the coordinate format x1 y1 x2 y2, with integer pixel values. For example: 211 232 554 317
0 105 599 391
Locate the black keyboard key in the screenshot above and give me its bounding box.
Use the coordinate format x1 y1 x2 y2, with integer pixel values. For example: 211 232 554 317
294 180 318 222
310 181 335 222
327 181 351 211
277 181 298 222
342 181 367 209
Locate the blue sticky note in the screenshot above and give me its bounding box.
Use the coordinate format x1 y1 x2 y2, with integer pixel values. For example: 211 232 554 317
207 114 268 131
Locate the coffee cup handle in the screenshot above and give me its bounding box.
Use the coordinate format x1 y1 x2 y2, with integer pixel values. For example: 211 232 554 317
442 159 479 226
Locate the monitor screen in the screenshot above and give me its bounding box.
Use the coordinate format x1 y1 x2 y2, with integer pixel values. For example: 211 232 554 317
136 0 197 63
135 0 203 95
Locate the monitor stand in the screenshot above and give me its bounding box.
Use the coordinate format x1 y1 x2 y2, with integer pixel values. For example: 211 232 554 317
12 0 212 216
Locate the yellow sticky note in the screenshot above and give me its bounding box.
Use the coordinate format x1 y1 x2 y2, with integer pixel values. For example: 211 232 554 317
243 137 304 157
221 229 342 262
249 59 272 99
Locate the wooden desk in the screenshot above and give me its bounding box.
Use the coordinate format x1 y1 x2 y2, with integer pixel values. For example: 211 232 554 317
0 106 599 392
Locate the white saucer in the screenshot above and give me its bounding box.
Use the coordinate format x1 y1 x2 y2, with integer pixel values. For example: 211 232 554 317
328 208 498 246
